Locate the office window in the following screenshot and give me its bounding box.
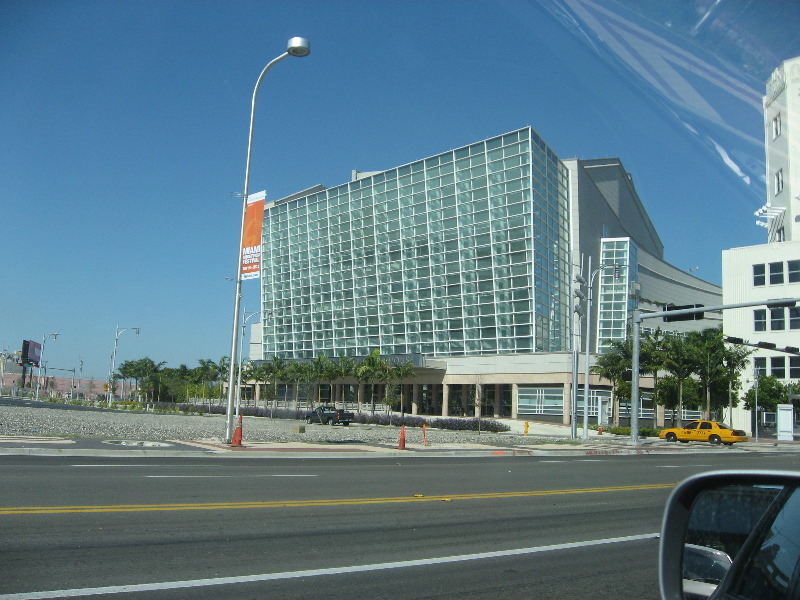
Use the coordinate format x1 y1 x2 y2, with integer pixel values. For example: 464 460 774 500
791 357 800 379
771 307 786 330
754 309 767 331
770 262 784 285
753 264 765 286
771 356 786 379
754 357 767 377
775 169 784 195
772 113 782 139
791 307 800 330
789 260 800 283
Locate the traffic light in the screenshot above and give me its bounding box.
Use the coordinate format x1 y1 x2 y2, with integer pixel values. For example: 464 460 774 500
662 304 704 322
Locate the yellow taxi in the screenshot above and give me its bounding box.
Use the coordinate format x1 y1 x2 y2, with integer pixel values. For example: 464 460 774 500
659 420 748 446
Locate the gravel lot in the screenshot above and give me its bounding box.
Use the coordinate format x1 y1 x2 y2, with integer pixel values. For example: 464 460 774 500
0 402 569 447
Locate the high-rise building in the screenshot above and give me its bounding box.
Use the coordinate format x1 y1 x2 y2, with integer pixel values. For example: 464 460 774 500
758 56 800 242
723 56 800 435
261 127 571 361
255 127 720 425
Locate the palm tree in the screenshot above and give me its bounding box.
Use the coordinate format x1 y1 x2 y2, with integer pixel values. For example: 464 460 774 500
641 327 667 417
355 349 389 414
384 359 416 417
688 328 726 420
721 343 752 424
592 339 630 426
661 335 697 426
284 361 313 410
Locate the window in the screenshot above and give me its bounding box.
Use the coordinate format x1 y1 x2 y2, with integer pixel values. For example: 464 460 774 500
769 261 784 284
753 263 765 286
754 357 767 376
791 307 800 330
790 357 800 379
775 169 784 195
771 307 785 330
789 260 800 283
754 309 767 332
771 356 786 379
772 113 782 139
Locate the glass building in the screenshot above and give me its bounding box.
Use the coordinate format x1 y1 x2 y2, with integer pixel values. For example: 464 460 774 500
260 127 571 360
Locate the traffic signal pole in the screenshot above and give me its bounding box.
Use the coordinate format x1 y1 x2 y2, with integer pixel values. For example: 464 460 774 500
629 297 800 444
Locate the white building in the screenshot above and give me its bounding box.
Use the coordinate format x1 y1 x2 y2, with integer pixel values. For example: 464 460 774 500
722 56 800 435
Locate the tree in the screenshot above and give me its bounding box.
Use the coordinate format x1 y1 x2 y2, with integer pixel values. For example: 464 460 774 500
384 358 416 416
743 376 789 413
661 334 697 426
721 343 752 423
355 349 390 414
592 339 630 426
687 328 725 419
641 327 667 408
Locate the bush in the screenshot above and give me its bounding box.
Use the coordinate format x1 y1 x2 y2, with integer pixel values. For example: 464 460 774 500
591 425 659 438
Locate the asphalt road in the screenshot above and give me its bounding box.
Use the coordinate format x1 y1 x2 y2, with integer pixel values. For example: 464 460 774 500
1 453 798 600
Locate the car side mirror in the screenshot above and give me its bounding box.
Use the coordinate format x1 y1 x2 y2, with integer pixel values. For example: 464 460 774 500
660 471 800 600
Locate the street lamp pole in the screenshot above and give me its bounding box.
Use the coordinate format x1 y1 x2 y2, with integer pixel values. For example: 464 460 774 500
236 308 263 418
107 325 140 406
35 333 59 401
581 261 627 439
224 37 310 444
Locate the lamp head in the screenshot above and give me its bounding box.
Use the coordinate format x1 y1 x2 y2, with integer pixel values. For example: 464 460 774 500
287 37 311 57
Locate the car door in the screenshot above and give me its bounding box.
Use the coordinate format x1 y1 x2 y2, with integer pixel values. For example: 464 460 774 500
682 421 700 441
695 421 713 442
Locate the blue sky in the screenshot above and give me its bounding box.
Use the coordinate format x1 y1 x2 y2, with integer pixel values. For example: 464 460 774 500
2 0 797 380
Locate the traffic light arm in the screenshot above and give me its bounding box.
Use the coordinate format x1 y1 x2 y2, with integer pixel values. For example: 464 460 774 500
629 297 800 444
643 298 799 322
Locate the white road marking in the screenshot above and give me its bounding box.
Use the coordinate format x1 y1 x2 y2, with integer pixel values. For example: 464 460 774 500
145 474 317 478
0 533 658 599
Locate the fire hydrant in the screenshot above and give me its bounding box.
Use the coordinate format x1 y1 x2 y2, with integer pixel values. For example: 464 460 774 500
598 425 604 435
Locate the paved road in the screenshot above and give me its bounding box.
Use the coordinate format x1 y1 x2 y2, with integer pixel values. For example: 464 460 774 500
2 452 798 599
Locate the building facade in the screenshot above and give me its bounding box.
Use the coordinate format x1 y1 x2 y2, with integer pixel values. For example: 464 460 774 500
255 128 720 425
759 56 800 242
722 55 800 435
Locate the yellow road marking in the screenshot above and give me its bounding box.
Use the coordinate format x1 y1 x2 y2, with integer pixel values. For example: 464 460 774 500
0 483 675 515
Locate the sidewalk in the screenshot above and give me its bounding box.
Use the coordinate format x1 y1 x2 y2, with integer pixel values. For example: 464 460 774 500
0 418 797 458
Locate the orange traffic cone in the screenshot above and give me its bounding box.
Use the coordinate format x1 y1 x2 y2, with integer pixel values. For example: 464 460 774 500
231 415 243 447
397 425 406 450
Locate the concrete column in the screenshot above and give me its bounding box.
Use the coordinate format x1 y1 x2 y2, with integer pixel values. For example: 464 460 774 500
562 381 571 426
461 384 469 416
656 402 665 429
441 383 449 416
494 384 502 417
511 383 519 419
412 384 419 415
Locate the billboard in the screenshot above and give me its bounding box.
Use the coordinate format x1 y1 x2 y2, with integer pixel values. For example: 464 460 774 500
241 190 265 280
21 340 41 367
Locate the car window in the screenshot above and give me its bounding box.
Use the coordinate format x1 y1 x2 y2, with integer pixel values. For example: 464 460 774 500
684 422 699 430
700 423 712 430
721 487 800 599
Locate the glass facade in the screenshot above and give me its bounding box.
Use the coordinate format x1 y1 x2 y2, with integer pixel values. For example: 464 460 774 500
596 238 638 351
260 127 571 359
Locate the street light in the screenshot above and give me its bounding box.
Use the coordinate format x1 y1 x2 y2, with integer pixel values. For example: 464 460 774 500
581 259 627 439
224 37 311 444
235 308 263 418
35 333 59 401
108 325 141 406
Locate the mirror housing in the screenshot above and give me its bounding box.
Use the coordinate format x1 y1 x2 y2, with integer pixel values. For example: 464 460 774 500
660 470 800 600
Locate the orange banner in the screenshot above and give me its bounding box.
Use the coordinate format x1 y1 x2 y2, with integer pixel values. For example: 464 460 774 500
241 191 265 280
